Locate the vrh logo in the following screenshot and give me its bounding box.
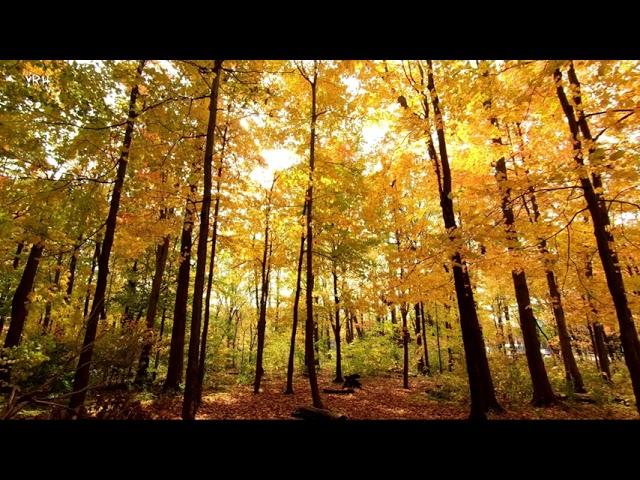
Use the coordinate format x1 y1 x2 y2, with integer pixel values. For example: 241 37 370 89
25 74 51 89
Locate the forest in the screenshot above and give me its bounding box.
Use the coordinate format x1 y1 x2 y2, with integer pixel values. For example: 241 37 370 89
0 59 639 421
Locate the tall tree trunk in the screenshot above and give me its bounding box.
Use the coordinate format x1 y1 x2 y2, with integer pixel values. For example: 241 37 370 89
135 215 170 386
419 60 501 418
494 157 555 406
65 237 82 301
285 221 306 394
69 59 146 413
43 253 63 333
163 187 195 392
421 305 431 375
401 303 410 389
152 306 167 382
555 64 640 413
253 180 275 394
593 322 612 381
331 266 343 383
182 59 223 420
435 304 443 374
83 236 101 319
300 61 323 409
197 124 227 403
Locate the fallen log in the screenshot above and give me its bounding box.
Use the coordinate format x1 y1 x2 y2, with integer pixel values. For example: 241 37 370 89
292 406 348 421
322 388 355 394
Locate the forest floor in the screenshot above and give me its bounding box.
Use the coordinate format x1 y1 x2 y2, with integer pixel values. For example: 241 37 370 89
136 373 639 420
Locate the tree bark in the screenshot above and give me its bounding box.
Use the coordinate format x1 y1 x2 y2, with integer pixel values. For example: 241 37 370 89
69 59 146 413
182 59 223 420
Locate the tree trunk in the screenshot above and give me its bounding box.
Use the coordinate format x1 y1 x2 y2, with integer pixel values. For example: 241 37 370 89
43 253 63 333
69 59 146 413
332 266 343 383
401 304 409 389
182 59 223 420
163 188 195 392
83 236 101 319
152 306 167 382
4 243 44 348
593 322 612 381
435 305 443 374
134 218 170 387
12 241 25 270
65 238 81 301
494 156 555 406
197 124 227 403
420 305 431 376
285 223 306 394
555 64 640 413
301 61 323 409
421 59 501 418
254 181 275 394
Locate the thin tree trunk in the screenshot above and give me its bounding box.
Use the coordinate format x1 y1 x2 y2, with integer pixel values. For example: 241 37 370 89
43 253 63 333
331 265 343 383
152 306 167 382
135 216 170 386
285 214 306 394
69 59 146 413
163 188 195 392
593 322 612 381
300 61 323 409
197 124 227 403
182 59 223 420
65 238 82 301
401 303 409 389
493 157 555 406
83 237 101 319
435 304 443 374
421 306 431 376
254 181 275 394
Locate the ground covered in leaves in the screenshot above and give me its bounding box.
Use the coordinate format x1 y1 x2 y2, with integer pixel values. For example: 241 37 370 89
134 373 638 420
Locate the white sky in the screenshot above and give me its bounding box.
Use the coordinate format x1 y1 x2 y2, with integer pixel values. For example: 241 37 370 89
250 149 301 188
